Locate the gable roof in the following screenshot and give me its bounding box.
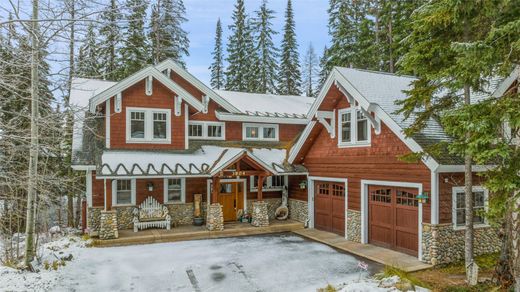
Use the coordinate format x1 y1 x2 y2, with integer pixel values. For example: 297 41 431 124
289 67 518 169
88 65 205 113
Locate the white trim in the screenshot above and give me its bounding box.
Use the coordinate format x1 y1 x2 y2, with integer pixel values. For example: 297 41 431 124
337 107 371 148
145 76 153 96
208 149 277 177
112 178 137 207
71 165 96 171
215 111 308 124
155 59 241 114
184 103 189 150
174 96 182 117
88 66 204 113
307 176 349 239
188 121 226 140
97 174 211 180
437 165 494 173
86 170 93 207
316 110 335 138
288 120 317 163
492 65 520 98
103 179 107 211
249 175 287 192
360 179 423 260
125 107 171 144
242 123 279 141
105 100 111 149
451 186 489 230
115 93 122 113
206 178 248 212
431 170 439 224
163 178 186 204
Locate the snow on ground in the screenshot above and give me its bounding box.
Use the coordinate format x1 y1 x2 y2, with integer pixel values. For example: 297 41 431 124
1 233 391 292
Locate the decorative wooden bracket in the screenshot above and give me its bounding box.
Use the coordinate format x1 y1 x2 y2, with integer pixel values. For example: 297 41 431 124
166 68 171 78
316 110 335 138
202 95 210 114
145 76 153 96
335 80 355 106
358 106 381 135
114 93 122 113
174 96 182 116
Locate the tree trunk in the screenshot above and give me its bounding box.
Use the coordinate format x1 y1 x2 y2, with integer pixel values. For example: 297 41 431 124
512 193 520 290
66 0 76 228
24 0 40 267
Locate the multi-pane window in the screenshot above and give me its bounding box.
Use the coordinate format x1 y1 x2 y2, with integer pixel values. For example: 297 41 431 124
153 112 167 139
396 190 418 207
338 108 370 147
126 108 170 142
340 112 351 143
332 184 345 197
271 175 285 188
188 122 224 140
116 180 132 205
251 175 286 191
166 179 183 203
453 187 487 227
370 188 392 203
130 111 145 139
243 123 279 141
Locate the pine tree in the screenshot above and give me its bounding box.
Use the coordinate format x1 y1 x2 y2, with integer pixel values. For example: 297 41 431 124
243 19 260 93
149 0 190 66
318 46 330 89
98 0 123 80
77 23 101 78
209 19 225 89
252 0 278 94
120 0 148 76
301 43 319 97
277 0 301 95
225 0 251 91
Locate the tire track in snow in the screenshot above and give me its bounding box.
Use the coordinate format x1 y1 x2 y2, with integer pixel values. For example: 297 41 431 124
186 268 201 292
229 262 263 292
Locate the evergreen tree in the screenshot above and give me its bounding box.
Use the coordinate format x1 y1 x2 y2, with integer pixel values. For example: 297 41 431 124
318 46 330 89
149 0 190 66
98 0 123 80
301 43 319 97
76 23 101 78
120 0 148 76
277 0 301 95
252 0 278 94
225 0 253 91
209 19 225 89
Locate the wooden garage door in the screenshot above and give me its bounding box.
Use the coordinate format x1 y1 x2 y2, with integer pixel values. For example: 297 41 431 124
314 181 345 236
368 185 418 256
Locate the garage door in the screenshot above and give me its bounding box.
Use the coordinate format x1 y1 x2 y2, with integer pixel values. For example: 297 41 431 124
368 185 418 256
314 181 345 236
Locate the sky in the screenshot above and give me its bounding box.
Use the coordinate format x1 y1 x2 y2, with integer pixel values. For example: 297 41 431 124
183 0 330 85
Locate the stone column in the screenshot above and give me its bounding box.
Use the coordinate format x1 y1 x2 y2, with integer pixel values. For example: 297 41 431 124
99 210 119 240
206 203 224 231
251 201 269 227
87 207 102 237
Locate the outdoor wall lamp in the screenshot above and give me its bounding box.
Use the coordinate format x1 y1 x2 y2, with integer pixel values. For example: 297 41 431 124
147 182 154 192
299 180 307 189
416 192 429 204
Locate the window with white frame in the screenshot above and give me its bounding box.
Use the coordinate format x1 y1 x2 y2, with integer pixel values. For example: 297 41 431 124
338 108 370 147
452 186 488 228
243 123 279 141
188 121 225 140
250 175 286 191
112 179 136 206
126 107 171 143
163 178 185 203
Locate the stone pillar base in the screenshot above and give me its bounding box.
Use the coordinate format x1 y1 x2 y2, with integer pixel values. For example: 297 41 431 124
99 210 119 240
206 203 224 231
251 201 269 227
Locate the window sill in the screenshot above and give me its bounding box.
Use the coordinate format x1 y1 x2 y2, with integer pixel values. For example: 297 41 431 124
338 142 371 148
452 223 490 231
164 201 186 205
243 138 279 142
112 204 136 208
126 139 171 144
189 137 225 141
250 188 284 192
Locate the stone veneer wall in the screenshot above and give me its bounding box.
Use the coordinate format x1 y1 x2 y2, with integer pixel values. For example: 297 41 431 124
422 223 501 265
251 201 269 227
346 209 361 243
114 206 135 230
166 203 207 226
288 199 308 223
99 211 118 239
87 207 102 236
206 203 224 231
246 198 281 220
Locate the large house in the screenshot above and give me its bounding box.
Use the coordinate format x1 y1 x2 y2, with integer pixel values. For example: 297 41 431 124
71 59 519 265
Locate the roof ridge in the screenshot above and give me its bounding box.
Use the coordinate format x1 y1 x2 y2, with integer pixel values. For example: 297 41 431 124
335 66 417 79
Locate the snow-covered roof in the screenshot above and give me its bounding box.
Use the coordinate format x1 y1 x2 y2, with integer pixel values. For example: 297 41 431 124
70 78 116 152
98 145 300 177
215 90 315 118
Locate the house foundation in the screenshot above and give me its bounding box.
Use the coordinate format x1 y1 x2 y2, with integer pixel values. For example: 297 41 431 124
206 203 224 231
99 210 119 239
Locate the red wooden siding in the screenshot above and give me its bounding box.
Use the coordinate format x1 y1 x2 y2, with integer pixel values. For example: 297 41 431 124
438 172 484 224
288 175 308 201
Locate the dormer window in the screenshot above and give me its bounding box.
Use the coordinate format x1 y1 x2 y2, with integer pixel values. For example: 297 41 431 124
126 107 171 143
338 108 370 147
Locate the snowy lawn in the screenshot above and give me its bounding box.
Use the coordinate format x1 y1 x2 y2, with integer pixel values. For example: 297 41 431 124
1 233 386 292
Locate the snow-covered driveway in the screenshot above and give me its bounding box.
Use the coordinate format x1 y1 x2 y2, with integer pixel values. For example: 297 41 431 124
55 233 380 291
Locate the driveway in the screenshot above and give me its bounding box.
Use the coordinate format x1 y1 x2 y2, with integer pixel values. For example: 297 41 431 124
57 233 382 291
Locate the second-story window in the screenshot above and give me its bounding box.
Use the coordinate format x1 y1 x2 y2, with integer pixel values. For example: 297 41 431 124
126 107 171 143
338 108 370 147
243 123 279 141
188 121 225 140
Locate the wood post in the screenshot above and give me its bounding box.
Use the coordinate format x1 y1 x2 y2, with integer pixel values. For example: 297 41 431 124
212 176 220 204
257 175 264 201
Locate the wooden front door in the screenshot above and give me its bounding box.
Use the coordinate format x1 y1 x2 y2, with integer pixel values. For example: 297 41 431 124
314 181 345 236
218 182 244 222
368 185 419 256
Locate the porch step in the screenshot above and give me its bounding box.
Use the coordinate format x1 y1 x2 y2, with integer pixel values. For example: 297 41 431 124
94 220 304 247
293 229 432 273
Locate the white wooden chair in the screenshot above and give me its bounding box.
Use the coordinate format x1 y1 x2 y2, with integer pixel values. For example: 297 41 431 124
133 196 171 232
